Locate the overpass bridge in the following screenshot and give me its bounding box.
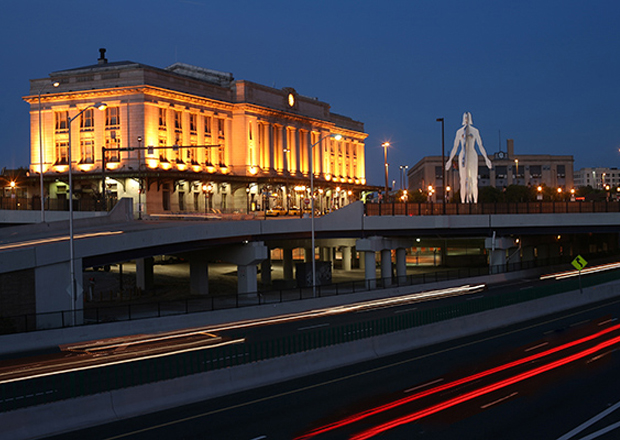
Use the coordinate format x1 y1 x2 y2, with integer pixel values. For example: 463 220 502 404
0 200 619 329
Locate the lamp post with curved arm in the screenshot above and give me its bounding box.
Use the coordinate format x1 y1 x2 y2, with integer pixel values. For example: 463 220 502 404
36 81 59 222
67 103 107 324
310 133 342 297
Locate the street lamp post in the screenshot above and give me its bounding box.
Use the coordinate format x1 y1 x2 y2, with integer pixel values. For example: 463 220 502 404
310 133 342 297
436 118 445 212
67 103 107 324
137 136 143 219
382 142 390 202
36 81 59 222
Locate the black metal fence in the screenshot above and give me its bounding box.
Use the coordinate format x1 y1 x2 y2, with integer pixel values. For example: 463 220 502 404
1 252 615 336
365 201 620 216
0 196 107 212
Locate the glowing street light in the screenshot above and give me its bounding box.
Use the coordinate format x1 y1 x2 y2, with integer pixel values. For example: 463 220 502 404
382 142 390 202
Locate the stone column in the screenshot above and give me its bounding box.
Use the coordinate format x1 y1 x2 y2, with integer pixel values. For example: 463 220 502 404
342 246 352 271
189 254 209 296
283 247 294 280
136 257 154 291
381 249 392 286
395 247 407 284
364 251 376 289
304 247 313 263
261 255 272 285
238 264 258 295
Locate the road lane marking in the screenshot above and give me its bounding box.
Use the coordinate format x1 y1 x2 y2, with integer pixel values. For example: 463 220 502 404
404 378 444 393
578 420 620 440
249 436 267 440
99 297 620 440
570 320 590 328
466 295 484 301
395 307 417 314
557 399 620 440
480 391 518 409
298 323 329 331
525 342 549 352
598 318 617 326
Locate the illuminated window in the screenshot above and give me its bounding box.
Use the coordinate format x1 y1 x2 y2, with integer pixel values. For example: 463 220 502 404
105 131 121 162
189 114 197 135
204 116 212 137
174 110 182 133
55 111 69 132
217 118 225 139
80 109 94 131
159 108 167 129
105 107 120 128
80 139 94 163
55 141 69 164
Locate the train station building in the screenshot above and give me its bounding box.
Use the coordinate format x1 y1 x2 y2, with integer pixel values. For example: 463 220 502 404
22 49 371 216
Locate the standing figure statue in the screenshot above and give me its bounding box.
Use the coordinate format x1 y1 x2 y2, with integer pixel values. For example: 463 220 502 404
445 112 492 203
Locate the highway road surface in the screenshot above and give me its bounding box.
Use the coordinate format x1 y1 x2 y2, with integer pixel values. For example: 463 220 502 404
42 293 620 440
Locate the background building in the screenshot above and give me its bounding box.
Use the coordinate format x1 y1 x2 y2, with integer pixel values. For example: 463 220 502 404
574 167 620 189
407 139 574 199
23 49 370 216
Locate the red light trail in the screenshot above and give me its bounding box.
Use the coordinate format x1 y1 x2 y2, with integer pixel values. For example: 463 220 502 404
294 322 620 440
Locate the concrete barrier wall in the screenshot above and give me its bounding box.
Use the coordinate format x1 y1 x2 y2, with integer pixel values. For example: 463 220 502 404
3 277 619 440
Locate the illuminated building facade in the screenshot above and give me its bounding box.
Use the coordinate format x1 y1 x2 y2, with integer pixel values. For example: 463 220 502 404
24 49 369 215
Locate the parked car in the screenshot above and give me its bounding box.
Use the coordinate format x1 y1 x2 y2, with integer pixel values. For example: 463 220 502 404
266 206 287 216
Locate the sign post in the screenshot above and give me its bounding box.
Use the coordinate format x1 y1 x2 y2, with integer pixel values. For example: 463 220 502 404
571 255 588 294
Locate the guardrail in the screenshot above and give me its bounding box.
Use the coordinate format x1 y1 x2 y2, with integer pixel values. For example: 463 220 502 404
365 201 620 216
2 267 619 413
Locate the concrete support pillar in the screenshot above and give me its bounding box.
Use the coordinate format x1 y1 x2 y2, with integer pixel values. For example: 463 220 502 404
261 255 271 285
189 255 209 296
359 250 365 270
238 264 258 294
218 241 268 296
342 246 352 271
136 257 154 291
35 258 84 328
489 249 507 274
395 247 407 283
364 251 376 289
320 247 330 261
381 249 392 286
283 248 294 280
485 235 514 274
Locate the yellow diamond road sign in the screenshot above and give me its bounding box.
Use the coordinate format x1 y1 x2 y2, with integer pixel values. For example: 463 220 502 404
571 255 588 271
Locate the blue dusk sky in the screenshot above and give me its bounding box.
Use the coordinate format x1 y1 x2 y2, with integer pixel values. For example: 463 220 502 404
1 0 619 187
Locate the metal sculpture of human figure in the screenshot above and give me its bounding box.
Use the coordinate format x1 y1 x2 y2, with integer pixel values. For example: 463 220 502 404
445 112 492 203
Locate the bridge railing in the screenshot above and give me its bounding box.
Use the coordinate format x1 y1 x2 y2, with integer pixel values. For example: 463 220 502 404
2 267 620 413
0 196 107 212
364 201 620 216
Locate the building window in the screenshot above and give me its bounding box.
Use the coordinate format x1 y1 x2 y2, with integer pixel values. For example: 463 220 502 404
174 110 182 134
557 165 566 178
105 107 120 129
80 109 94 131
217 118 225 139
530 165 542 178
55 111 69 132
80 138 95 163
159 108 167 129
189 114 197 135
204 116 212 137
105 131 121 162
55 141 69 165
